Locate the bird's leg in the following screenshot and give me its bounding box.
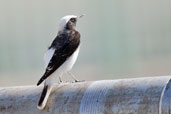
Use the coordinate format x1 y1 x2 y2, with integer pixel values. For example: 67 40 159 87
67 71 80 82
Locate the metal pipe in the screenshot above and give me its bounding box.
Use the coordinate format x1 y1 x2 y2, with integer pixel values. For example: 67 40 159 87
0 76 170 114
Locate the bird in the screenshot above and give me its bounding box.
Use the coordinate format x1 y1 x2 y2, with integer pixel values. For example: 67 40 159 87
37 14 84 110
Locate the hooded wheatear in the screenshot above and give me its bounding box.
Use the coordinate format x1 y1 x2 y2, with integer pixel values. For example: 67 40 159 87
37 14 84 110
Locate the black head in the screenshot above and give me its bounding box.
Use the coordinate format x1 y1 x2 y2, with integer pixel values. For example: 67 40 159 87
65 17 78 30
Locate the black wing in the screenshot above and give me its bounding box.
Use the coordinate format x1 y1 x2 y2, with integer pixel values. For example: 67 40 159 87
37 31 80 86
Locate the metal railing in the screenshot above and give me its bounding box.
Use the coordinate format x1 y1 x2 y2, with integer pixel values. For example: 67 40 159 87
0 76 170 114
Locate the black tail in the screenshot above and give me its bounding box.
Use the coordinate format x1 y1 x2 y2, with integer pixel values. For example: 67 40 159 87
37 85 48 110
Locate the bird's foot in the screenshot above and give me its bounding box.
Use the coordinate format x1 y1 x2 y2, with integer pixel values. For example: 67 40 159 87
72 80 85 83
68 71 85 83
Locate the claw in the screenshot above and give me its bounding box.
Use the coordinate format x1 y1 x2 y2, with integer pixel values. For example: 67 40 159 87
74 80 85 83
68 71 81 82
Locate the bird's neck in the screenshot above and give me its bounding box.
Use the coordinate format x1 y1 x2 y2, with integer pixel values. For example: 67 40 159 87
58 28 77 35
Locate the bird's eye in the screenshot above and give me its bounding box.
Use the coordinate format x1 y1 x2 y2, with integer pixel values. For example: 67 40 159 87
70 18 76 23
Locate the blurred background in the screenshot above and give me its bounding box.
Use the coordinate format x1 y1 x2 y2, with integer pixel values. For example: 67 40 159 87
0 0 171 87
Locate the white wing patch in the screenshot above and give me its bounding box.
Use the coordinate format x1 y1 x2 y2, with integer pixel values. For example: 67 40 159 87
44 48 55 68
